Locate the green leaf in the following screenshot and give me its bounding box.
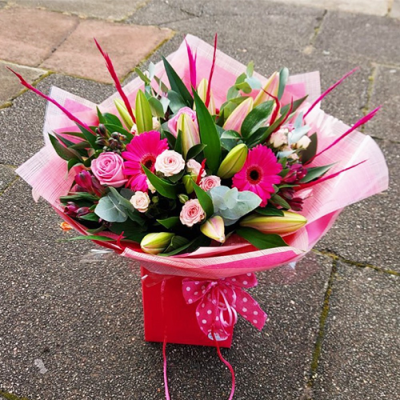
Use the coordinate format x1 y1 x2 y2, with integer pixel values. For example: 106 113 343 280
109 220 145 237
67 158 82 172
255 206 284 217
300 132 317 163
271 194 291 209
54 133 75 148
157 216 180 229
175 129 183 154
49 134 82 161
300 163 334 183
135 90 153 134
168 90 187 113
277 67 289 101
96 107 106 124
236 81 252 94
77 124 97 148
241 100 274 138
78 213 100 222
159 235 209 256
143 165 177 199
186 143 206 160
94 190 129 223
193 90 221 173
246 61 254 77
163 235 189 253
227 86 239 100
104 113 123 127
134 67 151 85
162 56 193 107
60 131 86 140
220 130 241 140
236 227 287 249
192 182 214 218
60 192 99 203
148 97 165 118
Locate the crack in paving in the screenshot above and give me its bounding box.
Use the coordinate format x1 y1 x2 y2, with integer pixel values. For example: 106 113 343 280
361 63 378 132
313 249 400 276
0 175 19 197
301 258 337 400
0 390 30 400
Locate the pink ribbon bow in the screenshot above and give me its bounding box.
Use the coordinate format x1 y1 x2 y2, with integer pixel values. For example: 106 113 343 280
182 273 268 341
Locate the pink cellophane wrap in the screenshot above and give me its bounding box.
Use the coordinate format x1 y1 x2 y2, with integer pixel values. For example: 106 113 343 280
16 35 389 280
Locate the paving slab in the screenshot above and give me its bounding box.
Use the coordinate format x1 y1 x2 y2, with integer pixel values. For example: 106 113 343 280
317 139 399 272
368 64 400 141
0 74 115 166
0 62 47 107
0 180 332 399
313 262 400 399
392 0 400 19
0 165 16 192
0 7 78 67
315 10 400 66
10 0 144 20
268 0 389 16
42 20 172 83
128 0 324 52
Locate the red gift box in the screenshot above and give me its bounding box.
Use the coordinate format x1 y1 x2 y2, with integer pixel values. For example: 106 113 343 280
141 268 233 348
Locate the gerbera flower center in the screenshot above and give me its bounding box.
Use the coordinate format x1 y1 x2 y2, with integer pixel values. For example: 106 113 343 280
247 166 262 184
141 154 156 170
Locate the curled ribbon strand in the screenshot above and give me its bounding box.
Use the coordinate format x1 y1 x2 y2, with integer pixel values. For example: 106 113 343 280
182 273 268 341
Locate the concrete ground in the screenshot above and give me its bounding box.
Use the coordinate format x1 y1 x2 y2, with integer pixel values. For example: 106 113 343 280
0 0 399 399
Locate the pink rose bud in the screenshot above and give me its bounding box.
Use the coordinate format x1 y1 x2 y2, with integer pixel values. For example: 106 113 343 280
180 199 206 227
91 152 127 188
168 107 198 138
269 128 288 148
186 159 206 178
130 191 151 213
200 175 221 191
155 150 185 177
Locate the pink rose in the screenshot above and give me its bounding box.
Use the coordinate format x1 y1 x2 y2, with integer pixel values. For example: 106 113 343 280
155 150 185 177
91 152 127 187
168 107 198 137
130 191 150 213
186 159 206 178
180 199 206 227
200 175 221 191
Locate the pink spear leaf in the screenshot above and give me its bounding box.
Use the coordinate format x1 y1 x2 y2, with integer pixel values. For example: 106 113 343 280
94 38 136 124
7 67 96 135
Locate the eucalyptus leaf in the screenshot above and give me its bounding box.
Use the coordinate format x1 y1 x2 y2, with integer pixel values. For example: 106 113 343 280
236 228 287 249
277 67 289 101
95 193 128 223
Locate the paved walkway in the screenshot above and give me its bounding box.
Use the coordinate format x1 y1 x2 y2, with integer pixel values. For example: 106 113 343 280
0 1 399 399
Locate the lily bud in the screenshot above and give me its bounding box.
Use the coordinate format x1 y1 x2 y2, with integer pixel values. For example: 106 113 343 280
223 97 253 134
200 216 225 243
177 112 200 157
254 71 279 106
217 143 248 179
239 211 307 235
196 78 216 115
135 90 153 134
114 99 134 131
140 232 175 255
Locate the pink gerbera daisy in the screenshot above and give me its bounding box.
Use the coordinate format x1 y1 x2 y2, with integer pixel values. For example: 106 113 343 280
121 131 169 191
232 145 282 206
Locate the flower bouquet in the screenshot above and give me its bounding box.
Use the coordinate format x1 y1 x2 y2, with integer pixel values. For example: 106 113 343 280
13 34 388 398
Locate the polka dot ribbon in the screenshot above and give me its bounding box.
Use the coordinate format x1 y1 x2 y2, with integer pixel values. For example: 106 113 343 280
182 273 268 341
